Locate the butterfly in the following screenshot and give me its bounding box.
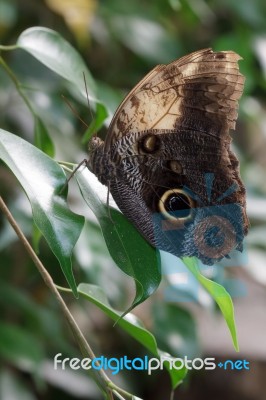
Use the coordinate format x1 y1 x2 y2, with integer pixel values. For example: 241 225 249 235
87 48 248 265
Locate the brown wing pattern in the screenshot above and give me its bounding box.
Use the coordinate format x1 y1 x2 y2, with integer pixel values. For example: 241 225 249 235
104 48 244 150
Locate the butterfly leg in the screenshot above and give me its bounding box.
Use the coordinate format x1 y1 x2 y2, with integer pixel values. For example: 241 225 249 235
106 180 115 223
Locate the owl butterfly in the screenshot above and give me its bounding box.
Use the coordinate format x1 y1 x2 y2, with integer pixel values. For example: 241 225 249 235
87 48 248 265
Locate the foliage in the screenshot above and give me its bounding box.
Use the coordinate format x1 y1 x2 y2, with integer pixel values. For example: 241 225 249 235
0 1 266 399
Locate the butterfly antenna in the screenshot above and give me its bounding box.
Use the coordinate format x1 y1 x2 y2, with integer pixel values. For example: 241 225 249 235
61 95 89 129
83 72 96 137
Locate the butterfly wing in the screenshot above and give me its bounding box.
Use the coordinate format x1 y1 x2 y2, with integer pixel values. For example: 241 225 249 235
90 49 247 264
104 48 245 150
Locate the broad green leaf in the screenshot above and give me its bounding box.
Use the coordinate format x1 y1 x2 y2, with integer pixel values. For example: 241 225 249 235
0 322 43 367
182 257 239 351
17 26 97 101
0 370 36 400
81 103 109 144
78 283 186 389
0 129 84 297
152 302 199 359
111 16 178 63
75 166 161 312
0 282 79 355
34 116 55 157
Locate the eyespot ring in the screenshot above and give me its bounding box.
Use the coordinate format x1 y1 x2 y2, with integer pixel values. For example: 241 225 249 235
139 134 160 154
159 188 195 227
168 160 183 174
193 215 236 259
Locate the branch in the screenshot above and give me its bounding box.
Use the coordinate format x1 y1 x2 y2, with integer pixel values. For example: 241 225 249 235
0 196 111 394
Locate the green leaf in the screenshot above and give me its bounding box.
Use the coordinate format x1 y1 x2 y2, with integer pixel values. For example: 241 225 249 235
0 370 36 400
17 26 97 102
111 16 178 63
34 116 55 157
0 129 84 297
152 302 199 359
0 322 43 367
182 257 239 351
75 166 161 311
81 103 109 144
78 283 186 389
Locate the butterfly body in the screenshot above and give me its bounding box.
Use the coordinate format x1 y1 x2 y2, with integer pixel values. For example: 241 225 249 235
88 49 248 265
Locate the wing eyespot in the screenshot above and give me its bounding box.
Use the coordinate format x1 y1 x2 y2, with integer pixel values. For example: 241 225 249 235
168 160 183 174
139 134 161 154
159 188 195 226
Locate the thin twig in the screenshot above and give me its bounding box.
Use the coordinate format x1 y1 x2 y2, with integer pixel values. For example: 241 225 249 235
0 56 36 116
0 196 112 393
0 44 18 51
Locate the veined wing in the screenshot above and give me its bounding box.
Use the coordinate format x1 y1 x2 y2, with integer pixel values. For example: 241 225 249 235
104 48 244 150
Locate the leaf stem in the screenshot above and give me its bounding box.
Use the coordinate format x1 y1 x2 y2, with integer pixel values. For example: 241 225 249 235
0 56 36 116
0 44 18 51
109 384 135 399
0 196 112 394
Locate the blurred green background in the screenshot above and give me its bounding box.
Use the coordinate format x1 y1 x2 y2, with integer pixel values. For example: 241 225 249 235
1 0 266 399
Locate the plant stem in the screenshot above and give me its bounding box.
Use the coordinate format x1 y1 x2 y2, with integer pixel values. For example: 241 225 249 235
0 44 18 50
0 56 36 116
0 196 113 394
109 385 134 399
